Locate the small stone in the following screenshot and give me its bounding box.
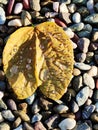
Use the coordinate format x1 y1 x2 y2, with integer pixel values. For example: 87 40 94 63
14 110 30 122
8 19 22 27
0 91 4 99
75 110 81 120
13 117 22 128
91 113 98 122
7 0 15 15
31 99 40 114
71 41 77 49
30 0 41 11
89 43 98 51
7 99 17 111
39 97 53 110
0 112 4 122
72 76 83 91
83 73 95 89
83 24 92 32
92 31 98 42
86 52 94 63
88 89 93 98
69 22 84 32
59 3 68 13
85 99 92 106
31 113 42 123
45 12 58 18
21 10 32 26
14 3 23 14
0 122 10 130
78 31 90 38
71 100 79 113
45 114 59 129
0 0 8 4
76 53 86 62
93 90 98 102
95 3 98 12
96 79 98 89
87 66 98 77
95 102 98 112
54 18 67 28
64 28 74 38
34 121 46 130
95 54 98 64
82 105 95 119
1 110 15 121
59 118 76 130
73 68 81 76
23 0 30 9
68 89 76 97
74 62 91 71
87 0 94 14
76 122 91 130
72 12 81 23
13 124 23 130
41 111 52 120
18 103 27 113
61 113 75 119
93 124 98 130
72 0 86 4
26 93 36 105
0 99 7 110
23 122 34 130
77 37 90 53
77 6 89 18
0 7 6 25
76 86 89 106
53 104 69 114
68 3 77 13
53 2 59 12
0 81 6 91
84 13 98 24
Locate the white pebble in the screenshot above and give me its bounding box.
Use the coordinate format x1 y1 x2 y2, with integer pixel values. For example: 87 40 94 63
0 91 4 99
59 118 76 130
87 66 98 77
60 3 68 13
64 28 74 38
68 3 77 13
72 12 81 23
53 2 59 12
71 41 77 49
8 19 22 27
0 7 6 25
14 3 23 14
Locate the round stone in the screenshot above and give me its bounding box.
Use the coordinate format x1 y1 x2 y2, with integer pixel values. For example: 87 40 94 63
72 12 81 23
26 93 36 105
87 66 98 77
0 7 6 25
31 113 42 123
8 19 22 27
7 99 17 111
14 3 23 14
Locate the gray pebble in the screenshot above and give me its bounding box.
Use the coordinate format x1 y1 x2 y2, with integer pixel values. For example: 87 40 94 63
71 100 79 113
2 110 15 121
69 22 84 32
26 93 36 105
95 102 98 112
53 104 69 114
0 7 6 25
93 90 98 102
0 99 7 110
83 24 92 32
95 3 98 12
7 99 17 111
31 99 40 114
84 13 98 24
82 104 95 119
72 12 81 23
72 76 83 91
76 122 91 130
83 73 95 89
77 30 91 38
30 0 41 11
68 3 77 13
76 53 86 62
74 62 91 71
77 6 89 18
31 113 42 123
0 122 10 130
76 86 89 106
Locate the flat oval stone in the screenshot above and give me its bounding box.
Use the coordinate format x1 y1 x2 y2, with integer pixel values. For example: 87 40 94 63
83 73 95 89
53 2 59 12
74 62 91 71
30 0 41 11
0 7 6 25
59 118 76 130
14 3 23 14
7 99 17 111
76 86 89 106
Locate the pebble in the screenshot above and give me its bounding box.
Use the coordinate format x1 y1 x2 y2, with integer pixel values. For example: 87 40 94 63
77 6 89 18
73 68 81 76
14 3 23 14
68 3 77 13
84 13 98 24
64 28 74 38
87 0 94 14
82 105 95 119
0 0 8 4
34 121 46 130
71 100 79 113
89 42 98 51
23 0 30 9
53 2 59 12
18 103 27 113
76 86 90 106
91 113 98 122
83 73 95 89
0 70 5 80
13 117 22 128
45 114 59 129
71 41 77 49
7 0 15 15
23 122 34 130
7 99 17 111
0 122 10 130
86 52 94 63
59 12 71 24
53 104 69 114
72 0 86 4
68 89 76 97
8 19 22 27
13 124 23 130
54 18 67 27
30 0 41 11
83 24 92 32
74 62 91 71
0 7 6 25
95 3 98 12
0 112 4 122
77 37 90 53
95 102 98 112
31 113 42 123
1 110 15 121
87 66 98 77
96 79 98 89
72 12 81 23
31 99 40 114
59 118 76 130
76 53 86 62
69 22 84 32
41 111 52 120
92 31 98 42
0 99 7 110
72 75 83 91
59 3 68 13
93 90 98 102
76 122 91 130
86 99 92 106
0 91 4 99
61 113 75 119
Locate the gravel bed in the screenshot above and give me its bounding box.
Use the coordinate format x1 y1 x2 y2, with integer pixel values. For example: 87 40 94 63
0 0 98 130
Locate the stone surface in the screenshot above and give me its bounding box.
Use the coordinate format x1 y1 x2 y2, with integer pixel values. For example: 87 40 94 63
13 117 22 128
31 113 42 123
83 73 95 89
23 0 30 9
7 99 17 111
76 122 91 130
26 93 36 105
0 99 7 110
84 13 98 24
14 3 23 14
34 121 46 130
59 3 68 13
0 91 4 100
69 22 84 32
71 100 79 113
59 118 76 130
0 112 4 122
30 0 41 11
72 12 81 23
0 7 6 25
74 62 91 71
76 53 86 62
93 90 98 102
95 102 98 112
13 124 23 130
53 2 59 12
8 19 22 27
87 66 98 77
1 110 15 121
31 99 40 114
73 68 81 76
0 122 10 130
86 52 94 63
76 86 89 106
91 113 98 122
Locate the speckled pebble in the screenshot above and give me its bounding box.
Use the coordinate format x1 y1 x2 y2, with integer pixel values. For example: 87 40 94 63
82 105 95 119
74 62 91 71
0 122 10 130
72 12 81 23
26 93 36 105
7 99 17 111
76 86 89 106
14 3 23 14
31 113 42 123
1 110 15 121
59 118 76 130
0 7 6 25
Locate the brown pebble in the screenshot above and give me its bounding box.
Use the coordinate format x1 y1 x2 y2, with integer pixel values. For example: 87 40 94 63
71 33 79 44
18 103 28 113
7 0 15 15
73 68 81 76
13 117 22 128
54 18 67 27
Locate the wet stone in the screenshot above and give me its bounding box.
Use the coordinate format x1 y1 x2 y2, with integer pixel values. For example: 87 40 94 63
1 110 15 121
82 105 95 119
34 121 46 130
74 62 91 71
0 122 10 130
7 99 17 111
31 113 42 123
76 86 89 106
